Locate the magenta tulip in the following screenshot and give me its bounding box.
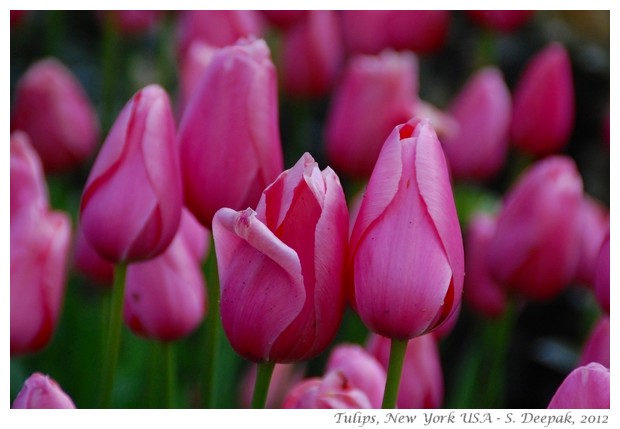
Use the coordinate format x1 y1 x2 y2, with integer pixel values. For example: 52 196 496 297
80 84 182 263
12 373 75 409
368 334 444 408
212 153 348 363
575 197 609 287
432 302 461 340
11 58 99 171
179 38 284 228
282 371 373 409
101 10 162 35
349 118 464 339
594 232 610 314
463 213 506 318
578 316 609 369
511 43 575 156
10 131 48 220
488 156 583 300
441 67 511 181
467 10 534 32
178 41 216 117
547 363 609 409
73 221 114 285
281 10 343 97
239 363 305 408
260 10 308 30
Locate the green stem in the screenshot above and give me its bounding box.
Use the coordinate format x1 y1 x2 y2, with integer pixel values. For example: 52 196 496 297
382 338 408 409
99 263 127 408
162 342 176 409
203 236 221 408
252 362 275 409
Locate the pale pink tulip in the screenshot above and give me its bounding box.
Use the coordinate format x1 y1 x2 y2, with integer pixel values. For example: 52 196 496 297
239 363 305 408
547 363 609 409
12 373 75 409
282 371 372 409
578 316 609 369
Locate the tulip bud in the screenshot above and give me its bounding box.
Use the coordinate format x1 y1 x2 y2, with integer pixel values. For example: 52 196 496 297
12 373 75 409
547 363 609 409
349 118 464 339
80 84 182 263
575 197 609 287
511 43 575 156
463 213 506 318
282 371 373 409
368 334 444 408
178 41 216 117
10 131 48 221
123 211 208 342
11 58 99 172
212 153 348 363
281 10 343 97
578 316 609 369
594 232 610 314
325 51 418 177
73 221 114 285
487 156 583 301
179 38 284 228
176 209 210 263
441 67 511 181
467 10 535 33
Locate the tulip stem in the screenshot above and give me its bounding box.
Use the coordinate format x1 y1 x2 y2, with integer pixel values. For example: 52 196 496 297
382 338 408 409
252 362 275 409
203 237 221 408
162 341 176 408
99 263 127 408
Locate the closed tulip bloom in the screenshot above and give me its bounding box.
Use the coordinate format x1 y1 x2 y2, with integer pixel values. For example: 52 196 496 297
325 50 418 177
368 334 444 408
178 41 216 117
73 221 114 285
488 156 583 300
11 210 72 356
594 232 610 314
10 131 48 220
349 118 464 339
578 316 609 369
511 43 575 156
326 344 386 408
463 213 506 318
575 197 609 287
123 212 207 341
177 209 210 263
467 10 534 33
179 38 283 228
432 301 460 339
282 371 373 409
212 153 348 363
12 373 75 409
547 363 610 409
441 67 511 181
80 84 182 263
281 10 343 97
11 58 99 172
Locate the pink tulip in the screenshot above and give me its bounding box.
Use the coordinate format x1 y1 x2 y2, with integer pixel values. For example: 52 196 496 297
441 67 511 181
176 209 210 263
12 373 75 409
547 363 609 409
101 10 162 35
239 363 305 408
488 156 583 301
178 41 216 117
10 131 48 220
123 211 207 342
11 58 100 172
73 221 114 285
575 197 609 287
463 213 506 318
326 344 386 408
260 10 308 30
433 301 461 339
511 43 575 156
578 316 609 369
212 153 348 363
349 118 464 339
594 232 610 314
282 371 372 409
179 38 283 228
176 10 264 60
467 10 535 32
281 10 343 97
368 334 444 408
325 50 418 177
80 84 182 263
11 210 72 356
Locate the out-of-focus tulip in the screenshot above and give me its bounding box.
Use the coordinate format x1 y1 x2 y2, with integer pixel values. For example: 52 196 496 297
239 363 305 408
441 67 511 181
281 10 343 97
12 373 75 409
11 58 100 172
10 131 48 220
212 153 348 363
11 210 72 356
488 156 583 301
123 211 207 342
463 213 506 318
368 334 444 408
575 197 609 287
282 371 372 409
511 43 575 156
176 209 210 263
467 10 535 32
326 344 386 408
342 11 450 55
547 363 610 409
177 10 264 60
260 10 308 30
178 41 216 117
101 10 162 35
11 10 28 28
73 221 114 285
325 50 418 177
80 84 182 263
349 118 464 339
179 38 283 228
594 232 610 314
578 316 609 369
